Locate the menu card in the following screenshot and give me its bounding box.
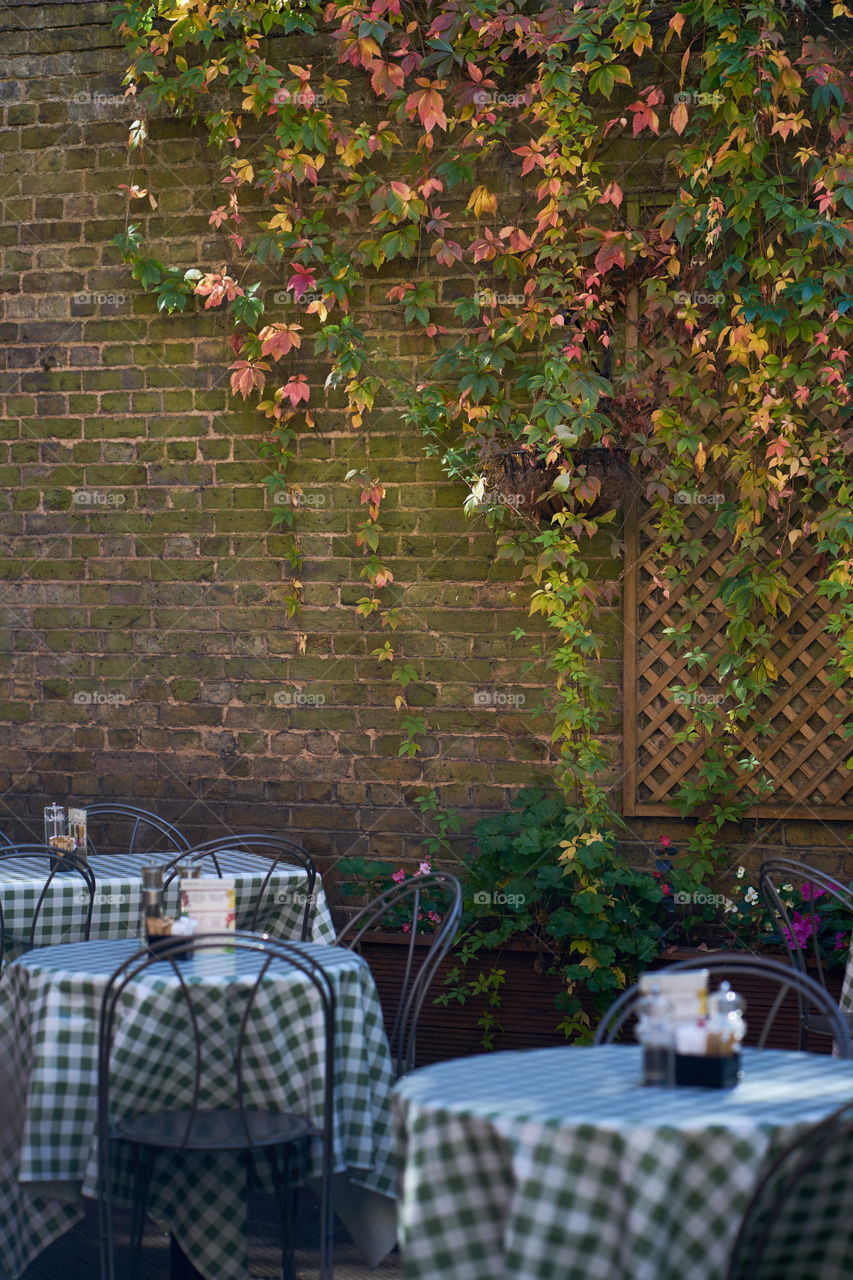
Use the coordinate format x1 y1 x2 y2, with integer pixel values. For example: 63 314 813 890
180 877 236 954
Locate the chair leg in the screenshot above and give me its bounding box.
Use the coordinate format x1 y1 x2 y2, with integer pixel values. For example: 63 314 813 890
128 1144 155 1280
267 1145 297 1280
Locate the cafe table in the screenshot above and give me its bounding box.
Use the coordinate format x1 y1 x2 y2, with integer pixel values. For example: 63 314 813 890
392 1044 853 1280
0 937 397 1280
0 848 335 957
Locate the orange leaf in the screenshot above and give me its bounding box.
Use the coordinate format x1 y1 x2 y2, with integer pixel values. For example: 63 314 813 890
259 323 303 360
670 102 689 135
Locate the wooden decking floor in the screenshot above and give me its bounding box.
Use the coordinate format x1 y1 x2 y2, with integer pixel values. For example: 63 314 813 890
20 1191 401 1279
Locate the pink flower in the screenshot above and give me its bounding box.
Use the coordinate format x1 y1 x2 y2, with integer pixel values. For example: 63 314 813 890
392 869 406 884
417 860 431 875
835 931 848 951
428 911 441 924
659 836 671 849
782 911 819 949
402 922 411 933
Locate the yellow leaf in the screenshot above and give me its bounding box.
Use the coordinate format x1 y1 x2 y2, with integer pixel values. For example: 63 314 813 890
467 185 497 219
670 102 689 135
695 441 706 476
580 956 600 972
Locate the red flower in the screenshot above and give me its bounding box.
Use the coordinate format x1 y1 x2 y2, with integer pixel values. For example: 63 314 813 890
660 836 672 849
662 884 671 896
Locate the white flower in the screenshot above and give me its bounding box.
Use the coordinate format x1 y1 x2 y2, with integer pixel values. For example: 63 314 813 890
745 887 758 905
723 900 738 915
782 883 793 893
736 866 745 879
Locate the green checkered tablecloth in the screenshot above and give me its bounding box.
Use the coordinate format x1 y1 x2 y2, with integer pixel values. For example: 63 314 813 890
392 1045 853 1280
0 938 396 1280
0 850 335 956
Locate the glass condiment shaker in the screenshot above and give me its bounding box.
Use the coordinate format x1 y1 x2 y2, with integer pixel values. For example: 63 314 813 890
707 981 746 1055
44 804 65 846
637 983 675 1086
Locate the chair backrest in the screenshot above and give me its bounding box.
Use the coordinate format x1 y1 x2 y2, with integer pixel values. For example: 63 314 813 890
97 932 336 1280
593 952 852 1057
0 845 95 954
728 1100 853 1279
161 834 318 941
335 872 462 1076
85 804 191 859
758 857 853 990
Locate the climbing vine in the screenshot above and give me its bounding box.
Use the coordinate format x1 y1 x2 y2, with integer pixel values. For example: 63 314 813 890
112 0 853 880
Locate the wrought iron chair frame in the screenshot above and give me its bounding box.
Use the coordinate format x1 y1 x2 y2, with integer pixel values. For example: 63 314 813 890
335 872 462 1077
593 952 852 1057
85 804 191 859
0 844 95 958
97 931 335 1280
759 857 853 1050
161 834 318 941
727 1099 853 1278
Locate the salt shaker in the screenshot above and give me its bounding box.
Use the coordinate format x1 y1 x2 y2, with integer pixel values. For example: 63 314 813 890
637 983 675 1086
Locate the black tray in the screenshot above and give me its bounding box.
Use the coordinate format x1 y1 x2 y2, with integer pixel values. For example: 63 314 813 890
675 1053 741 1088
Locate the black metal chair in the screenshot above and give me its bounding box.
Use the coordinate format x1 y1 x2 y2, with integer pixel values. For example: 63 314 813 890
97 932 335 1280
161 834 319 941
759 857 853 1050
335 872 463 1077
594 952 852 1056
0 845 95 958
85 804 191 859
728 1098 853 1278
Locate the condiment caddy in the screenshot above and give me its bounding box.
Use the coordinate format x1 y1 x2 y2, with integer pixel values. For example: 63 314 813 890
636 971 746 1089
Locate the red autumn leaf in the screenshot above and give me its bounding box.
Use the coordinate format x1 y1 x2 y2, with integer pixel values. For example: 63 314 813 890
405 85 447 133
281 376 310 407
594 232 629 274
258 323 303 360
229 360 270 399
370 59 405 98
599 181 623 208
287 267 316 299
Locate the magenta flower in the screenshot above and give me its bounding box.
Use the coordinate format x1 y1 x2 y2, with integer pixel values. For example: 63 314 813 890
392 869 406 884
402 922 411 933
835 931 848 952
428 911 441 924
782 911 819 949
800 882 826 902
660 836 672 849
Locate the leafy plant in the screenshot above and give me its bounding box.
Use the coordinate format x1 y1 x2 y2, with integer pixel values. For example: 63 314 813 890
110 0 853 871
334 856 445 933
438 789 672 1041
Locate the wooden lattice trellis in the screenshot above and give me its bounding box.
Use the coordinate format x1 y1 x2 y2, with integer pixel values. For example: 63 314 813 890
623 496 853 819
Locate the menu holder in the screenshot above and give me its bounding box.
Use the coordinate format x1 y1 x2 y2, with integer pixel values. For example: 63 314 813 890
674 1053 741 1089
180 878 236 957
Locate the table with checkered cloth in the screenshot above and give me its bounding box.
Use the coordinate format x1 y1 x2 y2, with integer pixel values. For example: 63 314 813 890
0 849 335 955
0 938 396 1280
392 1044 853 1280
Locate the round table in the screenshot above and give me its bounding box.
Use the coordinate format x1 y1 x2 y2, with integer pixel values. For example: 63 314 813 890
392 1044 853 1280
0 937 396 1280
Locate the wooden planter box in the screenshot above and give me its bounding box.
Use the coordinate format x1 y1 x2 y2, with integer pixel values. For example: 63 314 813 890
357 934 846 1068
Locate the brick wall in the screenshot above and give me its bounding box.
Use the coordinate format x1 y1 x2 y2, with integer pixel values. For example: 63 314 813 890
0 0 628 884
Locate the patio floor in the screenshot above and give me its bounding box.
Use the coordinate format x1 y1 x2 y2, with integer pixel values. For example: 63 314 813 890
20 1191 401 1279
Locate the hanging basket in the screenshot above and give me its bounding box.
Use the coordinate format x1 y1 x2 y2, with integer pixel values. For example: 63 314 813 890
485 447 635 520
